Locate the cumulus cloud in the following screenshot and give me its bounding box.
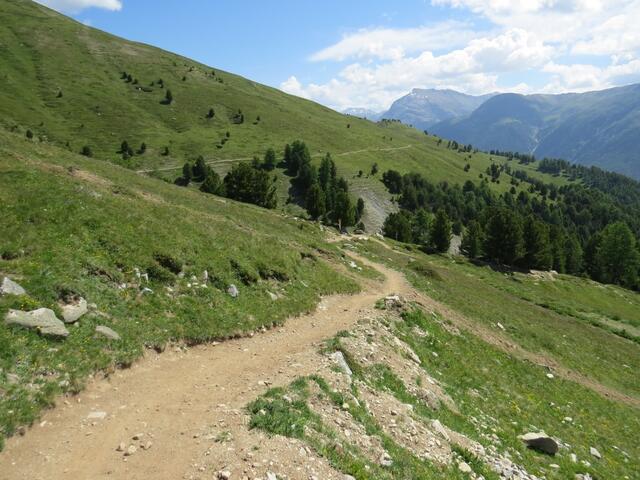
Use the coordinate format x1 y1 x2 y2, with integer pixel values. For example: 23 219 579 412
35 0 122 14
310 21 480 62
282 0 640 110
283 28 552 110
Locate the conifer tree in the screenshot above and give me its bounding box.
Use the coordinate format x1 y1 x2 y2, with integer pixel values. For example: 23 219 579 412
200 169 223 195
461 220 483 259
263 148 276 171
431 209 452 253
305 183 326 220
484 208 524 265
523 216 553 270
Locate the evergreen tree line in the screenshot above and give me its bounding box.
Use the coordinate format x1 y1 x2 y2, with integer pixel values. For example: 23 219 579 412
177 154 277 209
284 140 365 230
381 170 640 289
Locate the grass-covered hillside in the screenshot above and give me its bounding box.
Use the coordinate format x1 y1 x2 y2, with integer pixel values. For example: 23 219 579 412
0 0 565 228
0 129 375 448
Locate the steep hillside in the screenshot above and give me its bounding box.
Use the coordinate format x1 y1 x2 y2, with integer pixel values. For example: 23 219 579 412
0 0 567 232
0 128 371 448
431 85 640 178
383 89 496 131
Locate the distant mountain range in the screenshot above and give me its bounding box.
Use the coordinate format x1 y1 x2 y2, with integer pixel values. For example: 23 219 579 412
382 88 497 131
347 85 640 179
342 107 383 121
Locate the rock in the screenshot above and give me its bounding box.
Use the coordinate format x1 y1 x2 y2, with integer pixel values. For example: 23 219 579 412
217 471 232 480
379 452 393 467
95 325 121 341
458 461 472 473
266 473 277 480
575 474 593 480
5 308 69 338
116 442 126 452
87 411 107 420
384 294 405 310
546 373 555 379
589 447 601 459
330 351 352 376
124 445 136 456
431 419 450 441
227 284 239 298
344 476 356 480
132 433 144 440
60 297 88 323
0 277 26 296
267 291 278 301
142 441 153 450
570 453 578 463
519 432 558 455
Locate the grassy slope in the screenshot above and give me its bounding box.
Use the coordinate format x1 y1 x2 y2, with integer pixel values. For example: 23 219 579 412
354 240 640 399
0 0 565 226
0 129 369 447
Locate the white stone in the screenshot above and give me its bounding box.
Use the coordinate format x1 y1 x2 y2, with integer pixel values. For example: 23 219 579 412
0 277 26 296
61 297 88 323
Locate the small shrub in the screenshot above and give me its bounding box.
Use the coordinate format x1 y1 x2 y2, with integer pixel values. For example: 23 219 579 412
153 253 182 274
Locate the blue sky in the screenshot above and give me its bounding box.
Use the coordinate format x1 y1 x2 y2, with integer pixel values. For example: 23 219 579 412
37 0 640 111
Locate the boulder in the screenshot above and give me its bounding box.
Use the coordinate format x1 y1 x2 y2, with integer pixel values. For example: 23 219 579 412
330 351 352 376
0 277 26 296
95 325 121 341
589 447 601 459
519 432 558 455
267 291 278 301
431 419 450 441
227 284 239 298
60 297 88 323
5 308 69 338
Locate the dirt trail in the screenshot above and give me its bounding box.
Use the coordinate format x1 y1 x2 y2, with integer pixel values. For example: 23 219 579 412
0 253 410 480
136 145 413 174
2 242 638 480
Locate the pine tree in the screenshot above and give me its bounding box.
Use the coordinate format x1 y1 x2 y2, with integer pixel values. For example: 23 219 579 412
461 220 483 259
484 208 524 265
182 162 193 184
305 183 326 220
564 235 583 275
200 169 223 195
596 222 640 288
263 148 276 171
383 212 412 243
164 89 173 104
207 108 215 119
356 198 365 222
80 146 93 157
193 156 207 181
522 216 553 270
25 129 33 139
333 190 355 230
431 209 452 253
411 209 431 246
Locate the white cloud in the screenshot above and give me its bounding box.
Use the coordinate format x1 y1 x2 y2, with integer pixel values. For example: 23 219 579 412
35 0 122 14
282 0 640 110
283 28 551 110
310 21 480 62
